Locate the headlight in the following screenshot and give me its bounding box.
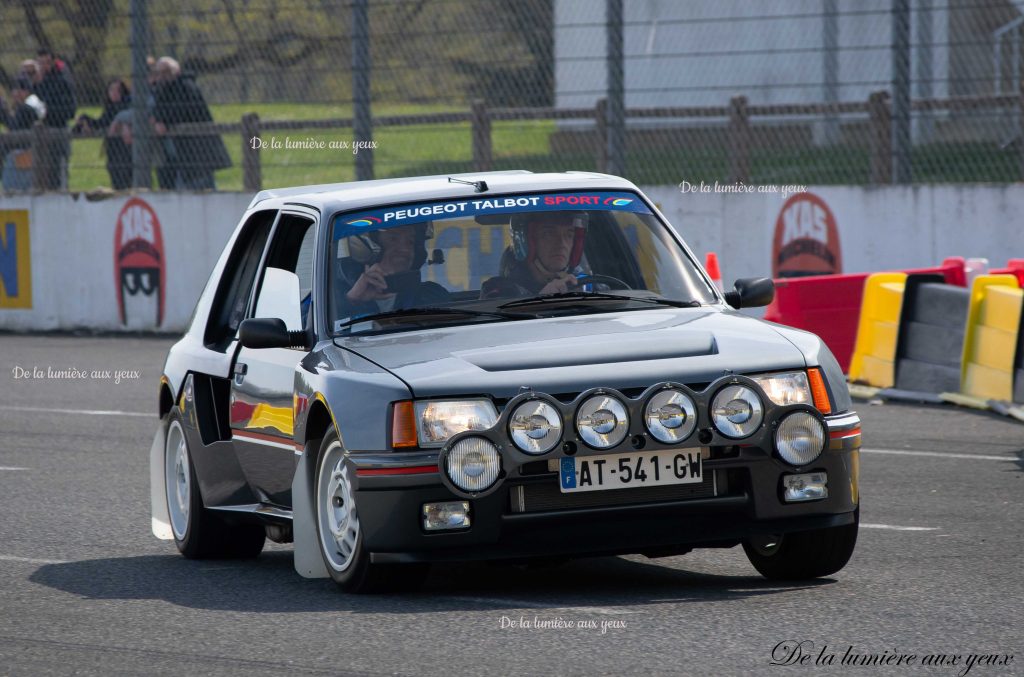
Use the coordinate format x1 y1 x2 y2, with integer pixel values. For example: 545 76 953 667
751 371 811 407
414 399 498 448
711 384 763 438
576 394 629 449
775 411 826 466
445 436 501 493
509 399 562 454
644 388 697 444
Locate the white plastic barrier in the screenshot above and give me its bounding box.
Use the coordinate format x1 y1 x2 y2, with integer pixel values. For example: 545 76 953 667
1 185 1022 333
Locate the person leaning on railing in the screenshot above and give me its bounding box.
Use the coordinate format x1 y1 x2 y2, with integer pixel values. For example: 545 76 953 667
0 77 46 192
73 79 132 190
150 57 231 191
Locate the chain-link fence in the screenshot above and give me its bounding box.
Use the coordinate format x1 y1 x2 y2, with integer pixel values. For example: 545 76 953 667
1 0 1022 193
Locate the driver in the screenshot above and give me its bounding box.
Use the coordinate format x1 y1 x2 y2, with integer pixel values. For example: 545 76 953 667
335 223 448 317
481 211 588 298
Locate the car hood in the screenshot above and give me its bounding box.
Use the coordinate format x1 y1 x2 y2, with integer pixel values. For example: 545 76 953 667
334 308 808 399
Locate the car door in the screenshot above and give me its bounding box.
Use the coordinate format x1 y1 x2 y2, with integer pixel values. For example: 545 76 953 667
229 210 318 507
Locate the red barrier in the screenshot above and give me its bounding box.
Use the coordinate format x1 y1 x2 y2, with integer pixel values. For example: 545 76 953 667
764 257 966 373
991 259 1024 287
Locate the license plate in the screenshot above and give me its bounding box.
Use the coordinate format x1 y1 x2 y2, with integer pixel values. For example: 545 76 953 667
558 448 707 493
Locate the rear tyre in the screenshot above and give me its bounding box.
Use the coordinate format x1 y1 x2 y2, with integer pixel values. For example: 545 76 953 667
164 411 265 559
742 509 858 580
314 430 429 593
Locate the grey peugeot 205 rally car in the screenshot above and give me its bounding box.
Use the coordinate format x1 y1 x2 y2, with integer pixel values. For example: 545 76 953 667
150 171 861 593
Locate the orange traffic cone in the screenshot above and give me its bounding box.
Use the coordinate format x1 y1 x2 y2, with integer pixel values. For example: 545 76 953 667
705 252 724 292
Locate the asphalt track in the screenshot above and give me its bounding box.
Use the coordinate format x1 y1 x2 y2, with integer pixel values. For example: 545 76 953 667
0 334 1021 676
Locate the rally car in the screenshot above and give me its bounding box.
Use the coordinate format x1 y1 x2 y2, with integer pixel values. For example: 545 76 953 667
150 171 861 592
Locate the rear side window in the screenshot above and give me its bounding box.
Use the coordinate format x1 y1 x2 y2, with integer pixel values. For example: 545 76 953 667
204 210 276 348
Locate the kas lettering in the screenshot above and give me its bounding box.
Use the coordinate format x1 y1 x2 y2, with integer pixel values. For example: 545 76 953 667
770 640 815 666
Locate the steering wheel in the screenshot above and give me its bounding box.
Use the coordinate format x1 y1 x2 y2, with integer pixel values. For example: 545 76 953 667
574 274 633 290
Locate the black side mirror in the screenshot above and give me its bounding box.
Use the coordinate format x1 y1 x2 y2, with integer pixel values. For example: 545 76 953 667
239 318 305 349
724 277 775 309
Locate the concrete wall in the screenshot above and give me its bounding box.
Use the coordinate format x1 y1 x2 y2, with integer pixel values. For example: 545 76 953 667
645 184 1024 284
0 193 250 333
1 185 1022 333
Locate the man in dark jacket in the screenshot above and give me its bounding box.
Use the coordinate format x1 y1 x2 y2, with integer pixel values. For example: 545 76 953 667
34 48 76 190
151 57 230 190
335 224 449 321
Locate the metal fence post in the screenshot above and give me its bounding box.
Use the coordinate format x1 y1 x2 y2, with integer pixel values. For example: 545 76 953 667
1019 78 1024 180
605 0 625 176
596 98 608 172
728 95 750 183
31 125 48 193
822 0 840 145
242 113 262 193
869 91 892 184
892 0 912 183
130 0 152 189
352 0 373 181
471 100 492 172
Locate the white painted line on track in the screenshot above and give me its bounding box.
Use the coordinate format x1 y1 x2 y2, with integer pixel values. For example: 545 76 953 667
0 467 28 471
861 524 938 531
0 405 151 418
448 596 635 615
0 554 67 565
863 448 1014 462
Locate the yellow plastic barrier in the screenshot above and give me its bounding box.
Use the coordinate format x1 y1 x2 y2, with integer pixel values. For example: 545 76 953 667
849 272 908 387
960 274 1023 402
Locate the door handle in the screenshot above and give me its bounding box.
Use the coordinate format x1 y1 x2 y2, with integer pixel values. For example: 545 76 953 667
233 362 248 385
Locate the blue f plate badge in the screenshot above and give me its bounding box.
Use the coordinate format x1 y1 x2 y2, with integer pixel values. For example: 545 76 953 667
560 457 577 490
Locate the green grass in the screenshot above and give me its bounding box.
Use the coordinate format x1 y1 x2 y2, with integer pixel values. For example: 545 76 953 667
66 103 1023 192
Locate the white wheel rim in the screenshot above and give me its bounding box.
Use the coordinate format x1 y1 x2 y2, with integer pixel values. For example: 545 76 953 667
165 420 191 540
316 441 360 572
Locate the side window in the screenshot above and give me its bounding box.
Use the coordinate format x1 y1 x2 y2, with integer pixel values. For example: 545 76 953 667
204 210 277 348
252 214 316 331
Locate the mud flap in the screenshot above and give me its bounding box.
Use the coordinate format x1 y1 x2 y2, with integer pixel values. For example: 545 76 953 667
292 443 329 578
150 424 173 540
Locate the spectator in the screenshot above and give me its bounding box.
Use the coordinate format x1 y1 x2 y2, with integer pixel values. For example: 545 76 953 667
151 57 230 190
18 59 42 87
146 56 177 190
0 77 46 192
75 79 132 190
33 48 76 190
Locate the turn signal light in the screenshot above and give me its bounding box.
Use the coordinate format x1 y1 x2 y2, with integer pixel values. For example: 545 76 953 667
807 368 832 414
391 400 418 448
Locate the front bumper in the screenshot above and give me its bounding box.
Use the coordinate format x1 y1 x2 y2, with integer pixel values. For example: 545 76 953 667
347 412 861 564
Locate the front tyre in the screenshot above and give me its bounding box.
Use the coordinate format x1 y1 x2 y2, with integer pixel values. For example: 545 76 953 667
314 430 429 593
164 411 265 559
742 509 859 580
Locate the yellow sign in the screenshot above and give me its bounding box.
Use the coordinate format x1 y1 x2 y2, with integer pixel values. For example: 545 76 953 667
0 210 31 309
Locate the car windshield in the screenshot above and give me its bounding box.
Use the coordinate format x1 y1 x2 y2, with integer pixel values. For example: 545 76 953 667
328 190 717 335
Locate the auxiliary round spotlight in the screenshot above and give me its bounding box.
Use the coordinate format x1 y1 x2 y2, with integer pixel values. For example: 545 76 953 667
711 384 764 438
775 411 826 466
445 437 501 493
644 388 697 444
508 399 562 454
576 394 629 449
